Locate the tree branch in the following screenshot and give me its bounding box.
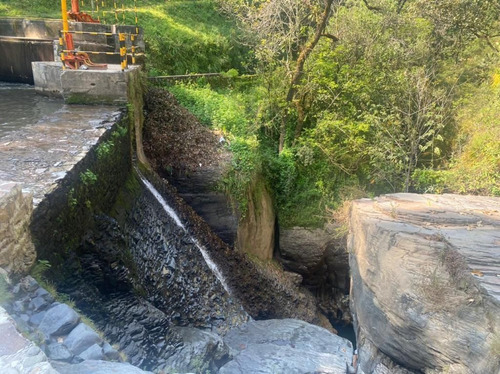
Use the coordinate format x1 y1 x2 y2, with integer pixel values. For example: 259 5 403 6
362 0 382 12
321 33 339 42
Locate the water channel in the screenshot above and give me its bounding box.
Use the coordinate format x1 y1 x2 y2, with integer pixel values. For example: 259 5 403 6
0 82 64 137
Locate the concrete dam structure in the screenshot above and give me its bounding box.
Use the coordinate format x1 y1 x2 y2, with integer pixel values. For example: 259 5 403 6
0 17 144 85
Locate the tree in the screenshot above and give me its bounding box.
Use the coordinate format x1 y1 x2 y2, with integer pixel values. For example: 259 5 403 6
220 0 339 152
417 0 500 53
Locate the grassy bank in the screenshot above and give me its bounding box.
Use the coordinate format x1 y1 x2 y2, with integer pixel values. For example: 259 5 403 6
0 0 250 75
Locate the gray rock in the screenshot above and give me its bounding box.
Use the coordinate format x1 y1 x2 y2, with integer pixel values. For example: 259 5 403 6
38 303 80 338
30 296 49 311
220 319 353 374
163 326 229 373
349 193 500 374
12 300 25 313
78 343 105 361
20 276 39 292
64 322 102 355
29 311 46 326
47 343 73 361
102 342 120 361
53 359 153 373
279 226 333 275
35 288 50 298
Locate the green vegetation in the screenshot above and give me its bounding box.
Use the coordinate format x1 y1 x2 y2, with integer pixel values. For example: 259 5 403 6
80 169 98 186
2 0 498 227
151 0 499 227
0 0 57 18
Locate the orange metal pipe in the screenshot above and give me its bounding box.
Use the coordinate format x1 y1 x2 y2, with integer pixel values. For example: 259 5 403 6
71 0 80 13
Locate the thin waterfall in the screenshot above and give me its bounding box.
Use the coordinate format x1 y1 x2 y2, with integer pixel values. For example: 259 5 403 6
137 171 232 296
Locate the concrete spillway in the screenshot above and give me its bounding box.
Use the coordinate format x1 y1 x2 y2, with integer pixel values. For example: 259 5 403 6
0 83 121 204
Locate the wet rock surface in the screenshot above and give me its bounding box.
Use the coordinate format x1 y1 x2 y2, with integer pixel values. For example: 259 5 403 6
0 84 120 205
123 192 248 333
54 211 246 372
349 193 500 374
142 169 323 324
219 319 354 374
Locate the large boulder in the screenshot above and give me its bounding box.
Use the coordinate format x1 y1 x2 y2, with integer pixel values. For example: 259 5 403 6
162 326 230 373
348 193 500 374
219 319 354 374
64 322 103 355
38 303 80 339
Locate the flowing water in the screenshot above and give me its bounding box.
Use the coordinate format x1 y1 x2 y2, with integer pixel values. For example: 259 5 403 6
0 83 64 137
138 171 233 296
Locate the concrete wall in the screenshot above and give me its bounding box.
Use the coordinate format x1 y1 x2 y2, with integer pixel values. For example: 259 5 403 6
33 61 141 105
0 37 54 84
0 18 60 39
30 114 132 269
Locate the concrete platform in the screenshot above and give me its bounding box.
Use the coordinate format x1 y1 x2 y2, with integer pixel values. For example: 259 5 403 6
32 62 140 105
0 102 121 205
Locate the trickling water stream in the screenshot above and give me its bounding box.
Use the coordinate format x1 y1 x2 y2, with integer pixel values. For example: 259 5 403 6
51 169 248 371
138 171 233 296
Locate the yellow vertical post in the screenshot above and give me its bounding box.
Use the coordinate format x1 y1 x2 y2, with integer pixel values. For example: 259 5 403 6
60 0 69 70
59 31 66 70
131 34 135 64
134 0 138 35
119 32 127 71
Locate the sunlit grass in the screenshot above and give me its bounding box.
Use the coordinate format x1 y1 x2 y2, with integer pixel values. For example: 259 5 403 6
0 0 249 75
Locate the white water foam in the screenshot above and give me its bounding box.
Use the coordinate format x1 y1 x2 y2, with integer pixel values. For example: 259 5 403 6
138 172 232 295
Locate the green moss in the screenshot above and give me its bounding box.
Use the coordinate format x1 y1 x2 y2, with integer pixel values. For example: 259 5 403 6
96 140 115 161
80 169 98 186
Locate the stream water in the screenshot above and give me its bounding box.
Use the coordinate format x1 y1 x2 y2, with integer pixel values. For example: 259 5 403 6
0 83 64 137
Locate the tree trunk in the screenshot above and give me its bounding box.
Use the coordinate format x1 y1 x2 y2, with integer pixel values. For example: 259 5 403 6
278 0 334 153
